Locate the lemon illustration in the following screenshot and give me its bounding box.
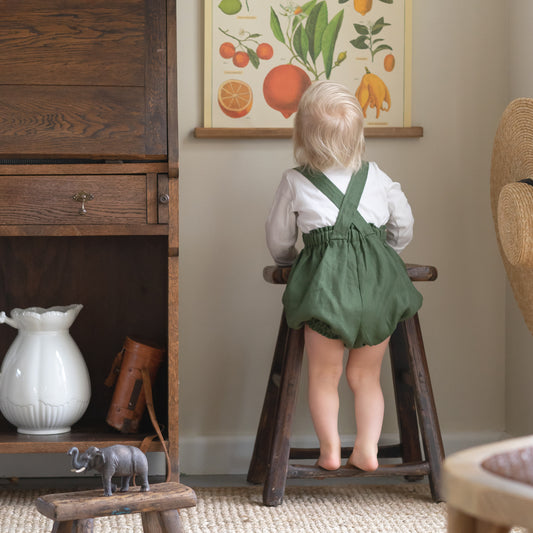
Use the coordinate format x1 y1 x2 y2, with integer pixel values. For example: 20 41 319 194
218 0 242 15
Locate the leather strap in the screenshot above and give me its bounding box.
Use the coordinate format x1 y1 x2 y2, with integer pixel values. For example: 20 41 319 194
140 367 172 482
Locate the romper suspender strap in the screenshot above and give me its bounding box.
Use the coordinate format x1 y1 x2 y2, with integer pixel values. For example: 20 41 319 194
295 162 371 238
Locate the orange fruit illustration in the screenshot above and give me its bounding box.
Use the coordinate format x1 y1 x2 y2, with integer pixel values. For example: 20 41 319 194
256 43 274 60
384 53 395 72
218 79 253 118
233 51 250 68
219 42 236 59
263 64 312 119
354 0 372 16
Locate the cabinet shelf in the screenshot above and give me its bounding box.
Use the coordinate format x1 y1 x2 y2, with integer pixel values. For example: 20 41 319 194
0 428 167 454
0 225 169 237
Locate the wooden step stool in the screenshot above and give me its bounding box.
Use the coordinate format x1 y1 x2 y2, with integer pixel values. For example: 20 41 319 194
35 481 197 533
248 264 445 506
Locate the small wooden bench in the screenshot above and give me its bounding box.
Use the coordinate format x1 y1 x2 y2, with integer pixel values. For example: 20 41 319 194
35 482 197 533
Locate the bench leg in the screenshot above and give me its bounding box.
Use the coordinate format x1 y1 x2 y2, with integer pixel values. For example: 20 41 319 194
51 519 94 533
141 510 183 533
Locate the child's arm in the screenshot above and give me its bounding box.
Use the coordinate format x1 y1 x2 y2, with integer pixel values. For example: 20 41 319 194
266 174 299 266
385 181 414 254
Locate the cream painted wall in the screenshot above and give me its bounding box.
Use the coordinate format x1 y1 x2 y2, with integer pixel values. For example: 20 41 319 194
505 0 533 436
177 0 511 474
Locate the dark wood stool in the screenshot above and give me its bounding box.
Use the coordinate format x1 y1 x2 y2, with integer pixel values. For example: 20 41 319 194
35 482 197 533
247 264 445 506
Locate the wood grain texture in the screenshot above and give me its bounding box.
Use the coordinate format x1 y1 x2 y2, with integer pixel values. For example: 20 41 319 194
194 126 424 139
0 86 146 158
166 0 179 179
0 225 168 237
263 264 438 285
0 163 169 176
167 257 180 480
0 175 146 225
144 0 167 155
0 1 168 158
36 482 196 521
0 430 168 454
0 2 144 87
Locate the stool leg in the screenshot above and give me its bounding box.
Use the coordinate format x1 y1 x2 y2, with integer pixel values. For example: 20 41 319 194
389 319 424 474
248 312 292 484
263 325 305 506
404 314 445 502
141 510 183 533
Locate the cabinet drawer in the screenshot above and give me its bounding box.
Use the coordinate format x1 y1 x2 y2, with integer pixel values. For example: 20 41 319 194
0 175 147 224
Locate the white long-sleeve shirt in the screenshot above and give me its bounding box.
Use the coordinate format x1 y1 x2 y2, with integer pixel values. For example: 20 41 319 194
266 162 414 266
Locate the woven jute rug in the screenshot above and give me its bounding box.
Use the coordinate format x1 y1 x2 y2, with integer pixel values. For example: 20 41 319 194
0 484 526 532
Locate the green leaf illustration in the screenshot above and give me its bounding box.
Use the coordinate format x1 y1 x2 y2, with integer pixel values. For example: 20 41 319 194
373 44 393 55
338 0 350 3
293 24 310 64
353 23 369 35
306 1 328 62
245 46 260 68
322 10 344 78
302 0 318 14
350 35 369 49
270 7 285 44
372 17 391 35
379 0 393 3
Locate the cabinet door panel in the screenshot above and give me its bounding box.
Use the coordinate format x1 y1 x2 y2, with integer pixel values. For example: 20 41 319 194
0 2 144 86
0 175 147 224
0 0 166 159
0 87 146 158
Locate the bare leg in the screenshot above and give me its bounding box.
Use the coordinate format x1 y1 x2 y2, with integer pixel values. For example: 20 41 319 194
305 325 345 470
346 337 389 471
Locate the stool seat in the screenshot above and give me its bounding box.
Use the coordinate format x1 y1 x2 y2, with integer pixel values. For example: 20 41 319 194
248 264 444 506
36 481 196 533
444 435 533 532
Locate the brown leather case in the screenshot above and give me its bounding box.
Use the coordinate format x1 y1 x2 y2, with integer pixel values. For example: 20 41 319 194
105 336 164 433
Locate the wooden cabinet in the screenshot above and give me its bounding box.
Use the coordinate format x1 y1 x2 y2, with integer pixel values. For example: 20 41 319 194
0 2 179 478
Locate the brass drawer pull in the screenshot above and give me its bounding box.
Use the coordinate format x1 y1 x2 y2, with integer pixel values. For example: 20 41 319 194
72 191 94 215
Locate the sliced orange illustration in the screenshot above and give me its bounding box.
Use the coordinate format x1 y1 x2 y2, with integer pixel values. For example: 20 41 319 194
218 79 253 119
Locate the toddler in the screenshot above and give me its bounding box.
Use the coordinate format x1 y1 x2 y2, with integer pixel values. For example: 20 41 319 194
266 81 422 471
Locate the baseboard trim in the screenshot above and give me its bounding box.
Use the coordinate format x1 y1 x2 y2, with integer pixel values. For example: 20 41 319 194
179 431 511 475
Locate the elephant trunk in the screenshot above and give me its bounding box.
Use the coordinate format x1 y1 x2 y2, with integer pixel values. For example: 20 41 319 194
68 446 87 473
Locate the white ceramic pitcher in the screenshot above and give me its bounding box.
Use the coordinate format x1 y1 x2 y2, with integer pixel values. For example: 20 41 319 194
0 304 91 434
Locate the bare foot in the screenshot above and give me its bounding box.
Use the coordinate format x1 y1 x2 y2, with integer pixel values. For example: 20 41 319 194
316 455 341 470
347 446 379 472
316 447 341 471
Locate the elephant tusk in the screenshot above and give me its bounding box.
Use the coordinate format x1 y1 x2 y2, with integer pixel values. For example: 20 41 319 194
71 467 86 473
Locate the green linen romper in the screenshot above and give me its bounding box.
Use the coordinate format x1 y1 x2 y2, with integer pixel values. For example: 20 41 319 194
282 162 423 349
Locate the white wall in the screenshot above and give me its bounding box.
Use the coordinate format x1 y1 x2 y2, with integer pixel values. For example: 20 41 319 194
177 0 510 474
505 0 533 436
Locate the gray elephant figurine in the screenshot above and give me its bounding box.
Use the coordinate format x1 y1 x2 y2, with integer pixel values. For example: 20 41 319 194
68 444 150 497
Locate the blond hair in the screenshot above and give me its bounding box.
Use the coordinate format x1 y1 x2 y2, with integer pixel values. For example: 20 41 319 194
293 81 365 172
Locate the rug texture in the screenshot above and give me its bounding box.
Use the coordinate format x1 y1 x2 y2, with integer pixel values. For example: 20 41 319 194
0 484 525 532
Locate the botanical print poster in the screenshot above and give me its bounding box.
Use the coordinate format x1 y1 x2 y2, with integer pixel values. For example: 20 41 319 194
204 0 412 128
